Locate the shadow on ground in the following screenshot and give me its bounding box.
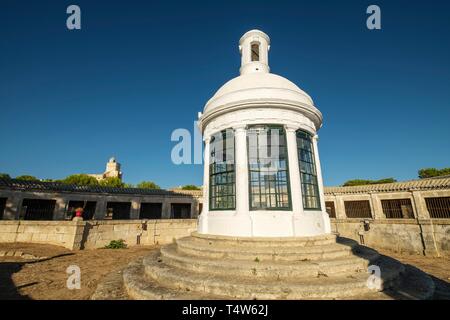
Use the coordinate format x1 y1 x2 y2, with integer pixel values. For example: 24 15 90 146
337 237 449 300
0 253 74 300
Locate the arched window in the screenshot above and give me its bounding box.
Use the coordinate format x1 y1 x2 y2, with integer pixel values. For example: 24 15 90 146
296 130 321 210
209 129 235 210
247 125 291 210
251 42 260 61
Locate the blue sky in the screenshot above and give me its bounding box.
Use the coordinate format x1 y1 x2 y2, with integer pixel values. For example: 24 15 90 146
1 0 449 188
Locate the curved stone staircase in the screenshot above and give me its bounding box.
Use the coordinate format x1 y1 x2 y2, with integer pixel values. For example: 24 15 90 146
93 232 435 300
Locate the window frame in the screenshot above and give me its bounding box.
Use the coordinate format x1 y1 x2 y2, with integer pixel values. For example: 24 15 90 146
247 124 292 211
251 41 260 62
296 129 322 211
208 129 236 211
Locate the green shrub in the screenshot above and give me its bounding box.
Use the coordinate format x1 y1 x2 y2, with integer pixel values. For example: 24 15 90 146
343 178 396 187
136 181 160 189
181 185 200 190
99 177 125 188
62 174 99 186
418 168 450 179
16 175 39 181
104 239 127 249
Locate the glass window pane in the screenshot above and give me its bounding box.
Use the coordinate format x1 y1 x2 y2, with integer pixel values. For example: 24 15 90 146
297 130 321 210
247 125 291 210
209 129 236 210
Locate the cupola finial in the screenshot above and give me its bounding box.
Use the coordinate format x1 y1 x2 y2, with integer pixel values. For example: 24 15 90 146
239 30 270 75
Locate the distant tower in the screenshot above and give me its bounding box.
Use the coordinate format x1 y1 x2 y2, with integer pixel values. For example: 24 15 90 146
104 157 122 179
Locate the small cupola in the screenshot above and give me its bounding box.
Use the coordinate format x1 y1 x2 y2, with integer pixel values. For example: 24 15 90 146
239 29 270 75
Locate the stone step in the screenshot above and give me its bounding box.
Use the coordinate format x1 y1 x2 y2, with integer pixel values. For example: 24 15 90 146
189 232 338 248
123 253 226 300
159 243 379 279
142 253 402 299
176 236 357 261
95 250 434 300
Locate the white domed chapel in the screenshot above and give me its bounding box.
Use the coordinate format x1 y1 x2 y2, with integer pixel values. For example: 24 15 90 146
198 30 331 237
96 30 434 301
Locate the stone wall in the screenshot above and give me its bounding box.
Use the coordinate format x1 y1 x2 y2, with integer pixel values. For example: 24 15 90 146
0 219 198 250
331 218 450 257
1 218 449 256
0 187 200 221
82 219 197 249
0 220 84 250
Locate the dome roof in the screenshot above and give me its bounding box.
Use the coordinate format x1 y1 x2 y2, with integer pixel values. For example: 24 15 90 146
199 30 322 131
203 72 315 114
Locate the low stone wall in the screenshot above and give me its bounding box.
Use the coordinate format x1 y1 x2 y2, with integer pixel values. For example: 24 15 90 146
0 219 198 250
82 219 198 249
0 220 84 250
331 219 450 257
1 219 449 256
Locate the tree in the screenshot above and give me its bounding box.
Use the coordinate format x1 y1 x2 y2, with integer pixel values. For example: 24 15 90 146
418 168 450 179
342 178 396 187
181 185 200 190
99 177 125 188
0 173 11 179
136 181 160 189
61 174 99 186
15 175 39 181
342 179 371 187
373 178 397 184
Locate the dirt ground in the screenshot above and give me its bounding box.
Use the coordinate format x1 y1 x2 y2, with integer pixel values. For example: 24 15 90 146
377 248 450 298
0 242 156 300
378 249 450 282
0 243 449 300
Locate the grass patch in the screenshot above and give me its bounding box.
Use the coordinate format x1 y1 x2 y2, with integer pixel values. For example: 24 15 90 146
104 239 127 249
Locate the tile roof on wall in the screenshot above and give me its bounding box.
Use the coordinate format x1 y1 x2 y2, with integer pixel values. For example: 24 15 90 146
2 176 449 197
324 176 450 195
0 178 192 197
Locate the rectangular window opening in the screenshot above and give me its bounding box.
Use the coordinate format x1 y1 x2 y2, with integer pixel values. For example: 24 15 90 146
381 199 414 219
209 129 236 210
251 43 260 61
297 130 321 210
248 125 291 210
344 200 372 218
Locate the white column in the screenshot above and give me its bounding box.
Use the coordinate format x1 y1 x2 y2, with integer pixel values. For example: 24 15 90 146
161 200 171 219
4 195 22 220
369 193 385 219
312 134 331 233
53 197 68 220
412 190 431 220
94 199 107 220
130 199 140 220
234 126 249 215
285 126 303 214
312 135 326 212
198 136 210 233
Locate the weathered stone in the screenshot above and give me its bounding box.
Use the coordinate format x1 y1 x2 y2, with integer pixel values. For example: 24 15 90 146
92 233 434 300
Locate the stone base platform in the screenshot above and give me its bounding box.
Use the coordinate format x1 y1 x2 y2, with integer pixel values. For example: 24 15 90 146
92 232 435 300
